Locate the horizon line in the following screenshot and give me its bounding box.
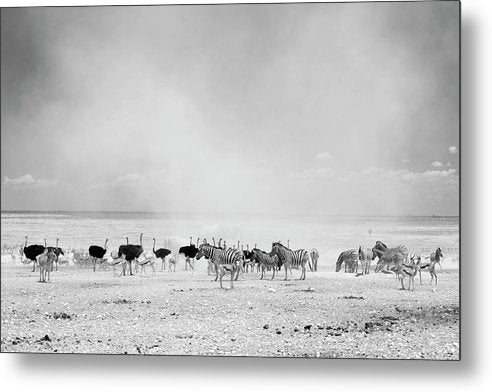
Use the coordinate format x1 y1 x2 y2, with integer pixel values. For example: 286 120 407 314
0 209 459 218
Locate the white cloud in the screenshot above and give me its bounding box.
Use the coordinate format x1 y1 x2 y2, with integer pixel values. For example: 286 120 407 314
315 151 332 161
431 161 443 168
3 174 35 186
2 174 58 188
401 159 410 164
447 162 453 167
448 146 458 154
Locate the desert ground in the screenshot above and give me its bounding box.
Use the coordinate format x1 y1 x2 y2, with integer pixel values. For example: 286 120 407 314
0 261 459 359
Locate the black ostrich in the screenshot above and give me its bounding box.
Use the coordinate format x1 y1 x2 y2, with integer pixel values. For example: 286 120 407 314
118 233 144 276
242 244 253 272
23 236 45 272
179 236 199 271
89 238 109 272
153 238 171 271
46 238 65 271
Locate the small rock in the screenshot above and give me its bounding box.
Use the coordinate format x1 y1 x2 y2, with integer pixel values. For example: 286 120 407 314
268 288 276 293
263 324 269 329
304 324 312 331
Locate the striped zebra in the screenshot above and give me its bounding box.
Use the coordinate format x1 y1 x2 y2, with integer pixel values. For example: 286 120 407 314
195 243 243 289
309 248 319 272
270 242 310 280
250 248 279 280
335 249 358 273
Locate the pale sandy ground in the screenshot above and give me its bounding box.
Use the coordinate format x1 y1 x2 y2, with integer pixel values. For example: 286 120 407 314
0 261 459 359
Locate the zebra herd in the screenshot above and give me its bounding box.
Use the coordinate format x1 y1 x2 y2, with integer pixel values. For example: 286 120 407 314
335 240 445 290
194 241 315 289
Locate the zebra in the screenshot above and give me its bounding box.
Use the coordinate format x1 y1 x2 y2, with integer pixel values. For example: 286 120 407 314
270 242 310 280
250 248 279 280
374 245 409 289
335 249 358 273
195 243 243 289
308 248 319 272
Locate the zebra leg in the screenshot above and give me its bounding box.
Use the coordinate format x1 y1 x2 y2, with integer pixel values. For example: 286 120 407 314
260 266 264 280
284 265 288 281
214 264 219 281
219 267 226 289
230 269 234 289
271 265 275 280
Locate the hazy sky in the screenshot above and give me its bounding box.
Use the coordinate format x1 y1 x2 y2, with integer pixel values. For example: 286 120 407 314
1 2 459 215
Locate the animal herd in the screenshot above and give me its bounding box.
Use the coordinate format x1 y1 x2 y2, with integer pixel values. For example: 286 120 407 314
5 235 445 291
335 241 445 290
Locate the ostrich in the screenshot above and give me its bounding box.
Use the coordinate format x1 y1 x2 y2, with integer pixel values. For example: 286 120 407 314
242 244 253 273
22 236 45 272
178 237 199 271
88 239 109 272
153 238 171 271
118 233 144 276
